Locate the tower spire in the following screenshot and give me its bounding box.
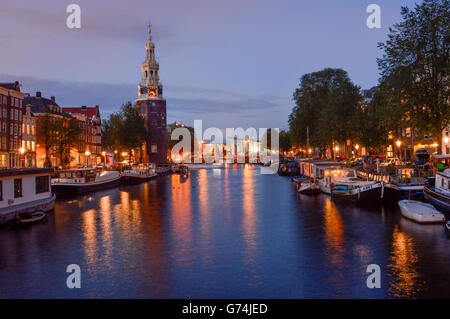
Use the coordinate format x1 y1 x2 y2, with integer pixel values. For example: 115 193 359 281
138 24 162 99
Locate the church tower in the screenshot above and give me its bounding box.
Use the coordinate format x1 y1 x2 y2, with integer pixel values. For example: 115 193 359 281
136 25 167 164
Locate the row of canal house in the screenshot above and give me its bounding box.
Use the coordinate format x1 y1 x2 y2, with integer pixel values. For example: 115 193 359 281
0 81 103 168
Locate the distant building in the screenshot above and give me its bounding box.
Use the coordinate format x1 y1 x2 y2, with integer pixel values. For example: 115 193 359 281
62 106 102 167
21 104 36 167
135 25 167 164
24 91 65 167
0 81 24 168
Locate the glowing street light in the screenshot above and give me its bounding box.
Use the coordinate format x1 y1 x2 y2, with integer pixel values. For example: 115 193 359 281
85 150 91 167
395 140 402 148
354 144 359 150
19 147 25 154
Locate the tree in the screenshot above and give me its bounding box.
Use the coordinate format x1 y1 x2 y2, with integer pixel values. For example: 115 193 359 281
102 102 146 162
53 113 81 168
377 0 449 140
37 114 56 167
289 68 362 157
279 130 291 153
120 102 146 161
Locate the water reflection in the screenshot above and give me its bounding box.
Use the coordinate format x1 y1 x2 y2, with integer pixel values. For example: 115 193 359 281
0 167 449 298
388 225 423 298
242 166 257 265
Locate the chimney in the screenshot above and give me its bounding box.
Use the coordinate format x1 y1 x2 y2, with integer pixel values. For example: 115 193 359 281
51 96 55 102
36 91 41 98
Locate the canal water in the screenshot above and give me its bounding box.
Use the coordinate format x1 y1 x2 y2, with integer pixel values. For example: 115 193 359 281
0 166 449 298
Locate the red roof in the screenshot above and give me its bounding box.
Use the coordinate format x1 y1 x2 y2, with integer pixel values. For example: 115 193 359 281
62 106 99 118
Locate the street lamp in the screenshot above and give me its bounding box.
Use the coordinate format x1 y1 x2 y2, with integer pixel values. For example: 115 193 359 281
395 140 402 160
85 150 91 167
19 147 25 167
354 144 359 158
102 151 106 165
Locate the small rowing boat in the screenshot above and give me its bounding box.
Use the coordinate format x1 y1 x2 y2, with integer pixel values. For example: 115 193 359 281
398 200 445 224
15 211 47 225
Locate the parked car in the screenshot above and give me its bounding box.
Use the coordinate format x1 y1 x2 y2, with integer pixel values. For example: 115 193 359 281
380 157 404 167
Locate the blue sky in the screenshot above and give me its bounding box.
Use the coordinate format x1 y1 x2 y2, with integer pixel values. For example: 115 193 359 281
0 0 417 130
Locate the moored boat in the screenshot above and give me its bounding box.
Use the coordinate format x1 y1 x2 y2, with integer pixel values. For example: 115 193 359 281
121 163 157 184
318 168 358 195
15 211 47 225
51 168 121 196
398 199 445 224
297 181 320 194
423 169 450 213
0 168 55 225
331 181 382 204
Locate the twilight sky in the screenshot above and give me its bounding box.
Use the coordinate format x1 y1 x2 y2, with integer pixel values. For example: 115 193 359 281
0 0 416 130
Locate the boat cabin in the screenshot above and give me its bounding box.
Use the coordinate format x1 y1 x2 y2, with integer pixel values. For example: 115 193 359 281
52 168 98 184
0 168 55 224
435 169 450 193
299 160 341 178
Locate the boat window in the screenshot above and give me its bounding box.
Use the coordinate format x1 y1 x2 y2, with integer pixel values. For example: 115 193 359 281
36 176 49 194
14 178 22 198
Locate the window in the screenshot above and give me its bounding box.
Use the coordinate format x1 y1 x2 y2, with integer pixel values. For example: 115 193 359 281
14 178 22 198
0 181 2 201
36 176 49 194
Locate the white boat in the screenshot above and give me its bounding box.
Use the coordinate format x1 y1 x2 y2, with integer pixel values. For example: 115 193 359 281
52 168 121 196
318 168 359 194
121 163 157 183
0 168 56 225
398 199 445 224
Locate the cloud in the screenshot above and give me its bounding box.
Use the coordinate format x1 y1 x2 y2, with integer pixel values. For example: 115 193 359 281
0 74 288 127
0 1 172 44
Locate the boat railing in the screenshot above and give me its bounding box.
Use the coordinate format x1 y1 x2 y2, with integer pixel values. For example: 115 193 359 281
52 177 86 184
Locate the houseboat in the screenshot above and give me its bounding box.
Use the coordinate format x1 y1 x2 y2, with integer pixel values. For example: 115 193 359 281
331 181 383 204
357 168 426 202
0 168 55 225
318 168 359 195
51 168 121 196
299 160 341 179
424 168 450 213
121 163 157 184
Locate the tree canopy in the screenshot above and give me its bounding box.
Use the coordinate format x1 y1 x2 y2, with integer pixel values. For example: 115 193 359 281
376 0 449 138
102 102 146 161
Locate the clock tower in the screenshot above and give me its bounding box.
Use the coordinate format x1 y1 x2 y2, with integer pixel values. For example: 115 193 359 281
135 25 167 164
